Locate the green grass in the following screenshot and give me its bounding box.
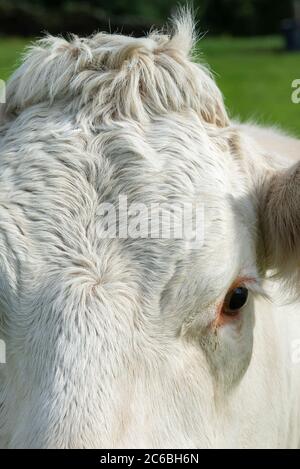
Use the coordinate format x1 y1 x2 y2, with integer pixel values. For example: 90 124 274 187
0 38 29 81
0 35 299 136
199 36 300 137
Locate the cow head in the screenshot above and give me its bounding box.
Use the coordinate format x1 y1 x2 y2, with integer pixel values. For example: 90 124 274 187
0 11 298 448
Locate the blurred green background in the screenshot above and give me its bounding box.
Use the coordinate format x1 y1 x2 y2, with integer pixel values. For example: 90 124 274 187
0 1 299 136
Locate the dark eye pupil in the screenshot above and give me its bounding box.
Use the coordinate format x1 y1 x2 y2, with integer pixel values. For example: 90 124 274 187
229 287 248 310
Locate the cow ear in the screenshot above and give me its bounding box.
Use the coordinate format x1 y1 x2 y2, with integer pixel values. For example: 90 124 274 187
260 160 300 277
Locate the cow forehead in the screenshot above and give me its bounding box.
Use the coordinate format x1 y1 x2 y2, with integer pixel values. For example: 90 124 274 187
0 108 254 306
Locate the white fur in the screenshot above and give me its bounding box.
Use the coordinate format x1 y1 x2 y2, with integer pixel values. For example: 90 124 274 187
0 11 300 448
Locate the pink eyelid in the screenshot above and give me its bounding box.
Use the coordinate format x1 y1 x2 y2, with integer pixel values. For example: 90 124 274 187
214 276 257 327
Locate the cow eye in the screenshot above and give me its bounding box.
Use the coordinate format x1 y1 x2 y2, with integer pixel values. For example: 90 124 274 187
223 287 248 316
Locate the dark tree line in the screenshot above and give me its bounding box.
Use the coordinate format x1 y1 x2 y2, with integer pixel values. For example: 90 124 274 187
203 0 293 35
0 0 295 36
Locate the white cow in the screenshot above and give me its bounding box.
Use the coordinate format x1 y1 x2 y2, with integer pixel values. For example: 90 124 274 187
0 11 300 448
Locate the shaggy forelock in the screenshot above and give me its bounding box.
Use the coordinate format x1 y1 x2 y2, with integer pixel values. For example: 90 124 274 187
1 11 228 129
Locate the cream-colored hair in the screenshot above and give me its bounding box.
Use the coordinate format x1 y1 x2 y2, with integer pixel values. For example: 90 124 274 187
2 11 228 128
